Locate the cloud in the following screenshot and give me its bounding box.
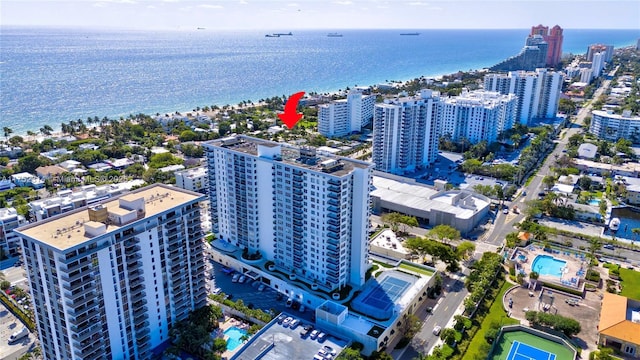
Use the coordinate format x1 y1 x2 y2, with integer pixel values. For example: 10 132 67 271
238 0 248 4
288 3 299 6
408 1 427 5
198 4 224 9
333 0 353 5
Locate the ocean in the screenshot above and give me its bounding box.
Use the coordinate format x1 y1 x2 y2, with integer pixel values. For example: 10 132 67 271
1 27 638 135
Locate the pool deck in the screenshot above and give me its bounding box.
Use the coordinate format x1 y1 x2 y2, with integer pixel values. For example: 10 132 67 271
218 316 251 359
513 246 586 288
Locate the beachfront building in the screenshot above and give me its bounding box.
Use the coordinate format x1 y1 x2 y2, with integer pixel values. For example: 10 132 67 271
591 51 606 78
318 90 376 137
589 110 640 144
0 207 27 256
372 90 441 174
484 68 564 124
490 35 548 72
15 184 207 359
174 166 208 194
204 135 372 292
530 24 564 67
28 180 145 222
440 90 517 143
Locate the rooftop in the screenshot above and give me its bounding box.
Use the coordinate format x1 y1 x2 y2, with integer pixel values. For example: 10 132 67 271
371 176 490 220
17 184 203 251
599 293 640 345
205 135 371 177
231 313 347 360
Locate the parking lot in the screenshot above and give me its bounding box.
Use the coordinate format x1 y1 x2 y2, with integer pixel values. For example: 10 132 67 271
0 307 35 360
505 285 601 354
207 259 314 322
233 311 348 360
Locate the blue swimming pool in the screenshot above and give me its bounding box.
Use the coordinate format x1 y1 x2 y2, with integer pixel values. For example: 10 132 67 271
224 326 248 351
531 255 566 277
587 199 601 206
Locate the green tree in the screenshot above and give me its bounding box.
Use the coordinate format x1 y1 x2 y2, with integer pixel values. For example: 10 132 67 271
429 224 461 244
336 347 364 360
16 154 50 174
440 327 457 345
179 130 198 142
542 175 556 190
456 241 475 260
558 98 577 115
381 212 403 232
578 176 592 190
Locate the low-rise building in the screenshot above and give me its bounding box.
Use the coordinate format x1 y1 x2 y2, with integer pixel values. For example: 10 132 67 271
106 158 135 170
598 293 640 357
11 172 44 189
0 207 27 255
40 148 73 162
174 166 208 194
28 180 145 221
574 159 640 178
370 173 490 235
577 143 597 159
35 165 68 179
590 110 640 144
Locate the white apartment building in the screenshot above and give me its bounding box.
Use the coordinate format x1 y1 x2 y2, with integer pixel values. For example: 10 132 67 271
318 90 376 137
440 90 517 143
581 68 594 84
0 207 26 255
16 184 207 359
372 90 441 174
592 52 606 78
28 180 145 222
204 135 372 291
590 110 640 144
484 68 564 124
174 166 208 194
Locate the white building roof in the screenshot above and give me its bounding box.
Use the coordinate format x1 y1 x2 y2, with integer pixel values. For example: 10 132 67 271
371 176 489 220
578 143 598 159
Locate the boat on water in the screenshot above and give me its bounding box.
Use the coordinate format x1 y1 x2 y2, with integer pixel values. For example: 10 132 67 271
327 33 343 37
400 32 420 36
265 34 280 38
274 32 293 36
609 217 621 231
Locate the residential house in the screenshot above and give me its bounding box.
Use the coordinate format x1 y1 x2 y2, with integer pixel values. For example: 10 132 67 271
36 165 68 180
11 172 44 189
598 293 640 358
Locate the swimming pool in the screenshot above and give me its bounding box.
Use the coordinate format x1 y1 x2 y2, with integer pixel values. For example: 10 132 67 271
531 255 567 277
224 326 248 351
587 199 601 206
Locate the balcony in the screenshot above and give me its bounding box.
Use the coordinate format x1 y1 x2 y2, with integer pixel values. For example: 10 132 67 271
293 219 303 227
327 205 339 214
327 237 339 246
327 198 339 207
327 185 340 193
327 232 339 240
327 225 339 233
327 257 339 266
328 179 340 186
327 212 339 220
327 269 339 277
327 192 339 200
327 218 339 226
293 189 303 195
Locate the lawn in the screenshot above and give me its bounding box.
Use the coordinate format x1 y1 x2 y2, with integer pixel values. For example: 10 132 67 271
464 280 520 358
619 267 640 301
399 262 434 276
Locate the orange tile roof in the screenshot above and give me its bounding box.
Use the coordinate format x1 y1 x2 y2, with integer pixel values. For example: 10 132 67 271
599 293 640 345
518 232 532 242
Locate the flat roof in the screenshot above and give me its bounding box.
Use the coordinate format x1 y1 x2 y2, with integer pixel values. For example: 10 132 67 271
17 184 203 251
371 176 489 219
231 313 347 360
351 270 420 321
205 135 371 177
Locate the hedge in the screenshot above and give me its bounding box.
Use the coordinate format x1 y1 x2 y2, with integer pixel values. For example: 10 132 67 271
0 291 35 331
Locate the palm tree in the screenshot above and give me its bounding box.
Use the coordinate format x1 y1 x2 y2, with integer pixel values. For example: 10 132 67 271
3 127 13 139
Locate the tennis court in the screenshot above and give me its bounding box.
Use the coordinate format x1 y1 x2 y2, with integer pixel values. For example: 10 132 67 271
506 341 555 360
351 271 416 320
489 329 576 360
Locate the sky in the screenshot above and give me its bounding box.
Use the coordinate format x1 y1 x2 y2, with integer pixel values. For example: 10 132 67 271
2 0 639 30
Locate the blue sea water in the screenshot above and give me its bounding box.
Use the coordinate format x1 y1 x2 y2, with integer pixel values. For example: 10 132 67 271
1 27 638 135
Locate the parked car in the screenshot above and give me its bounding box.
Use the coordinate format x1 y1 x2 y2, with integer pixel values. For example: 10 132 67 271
317 332 327 342
282 317 293 327
323 346 337 356
299 305 305 313
425 306 433 313
604 244 615 250
289 319 300 329
310 330 320 339
8 327 28 344
258 284 266 292
231 273 240 283
503 208 509 214
238 275 246 283
277 314 286 324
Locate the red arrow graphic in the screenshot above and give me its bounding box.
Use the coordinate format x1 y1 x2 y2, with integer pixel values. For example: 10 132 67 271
278 91 305 129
